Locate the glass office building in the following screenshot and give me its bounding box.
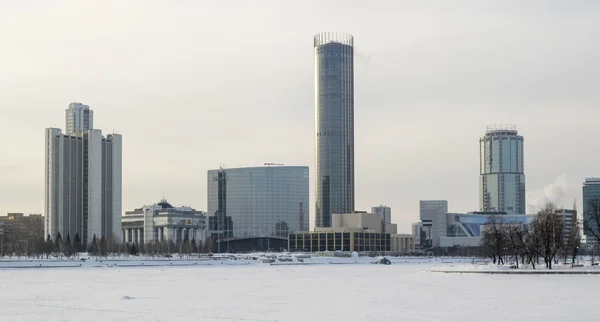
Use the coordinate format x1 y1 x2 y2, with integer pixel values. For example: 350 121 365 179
207 166 309 238
314 32 355 227
583 178 600 244
449 214 534 237
479 125 525 214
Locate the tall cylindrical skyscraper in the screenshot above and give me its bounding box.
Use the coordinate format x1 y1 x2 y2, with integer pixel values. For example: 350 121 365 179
314 32 355 227
479 125 525 214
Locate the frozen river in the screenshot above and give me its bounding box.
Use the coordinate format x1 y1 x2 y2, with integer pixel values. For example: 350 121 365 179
1 259 598 321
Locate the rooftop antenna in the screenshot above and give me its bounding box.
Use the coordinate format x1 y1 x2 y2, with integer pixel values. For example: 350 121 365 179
264 163 284 167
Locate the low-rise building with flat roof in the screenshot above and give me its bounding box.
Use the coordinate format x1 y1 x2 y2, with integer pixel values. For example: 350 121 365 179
288 212 412 253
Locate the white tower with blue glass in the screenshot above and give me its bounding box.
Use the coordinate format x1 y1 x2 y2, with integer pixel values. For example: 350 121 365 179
479 125 525 214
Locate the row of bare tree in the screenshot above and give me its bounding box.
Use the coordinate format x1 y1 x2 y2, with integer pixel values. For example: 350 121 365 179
480 203 580 269
0 231 215 260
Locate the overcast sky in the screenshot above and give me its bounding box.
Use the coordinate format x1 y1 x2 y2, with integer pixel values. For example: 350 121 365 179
1 0 599 232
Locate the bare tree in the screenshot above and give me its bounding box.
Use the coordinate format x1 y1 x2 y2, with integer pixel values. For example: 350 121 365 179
0 236 6 257
102 236 109 257
166 240 175 255
191 238 198 254
202 237 213 254
480 215 508 264
481 217 551 270
147 242 159 258
565 215 581 265
509 223 539 269
43 235 53 259
178 240 184 259
21 236 35 259
119 241 129 258
584 197 600 244
105 235 120 258
505 223 525 268
530 203 564 269
11 239 22 259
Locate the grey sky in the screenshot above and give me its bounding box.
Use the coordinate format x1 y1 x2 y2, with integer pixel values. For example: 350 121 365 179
1 1 599 232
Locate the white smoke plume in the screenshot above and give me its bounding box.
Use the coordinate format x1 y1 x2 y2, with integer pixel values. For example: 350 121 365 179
526 173 572 213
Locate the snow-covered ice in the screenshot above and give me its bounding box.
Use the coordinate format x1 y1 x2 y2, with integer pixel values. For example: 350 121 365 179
0 257 599 321
431 259 600 273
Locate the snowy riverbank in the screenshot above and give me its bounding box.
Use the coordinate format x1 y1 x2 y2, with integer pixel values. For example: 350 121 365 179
0 253 473 269
430 261 600 274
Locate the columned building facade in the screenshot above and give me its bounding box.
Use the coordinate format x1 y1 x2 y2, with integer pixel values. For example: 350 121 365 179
122 200 207 245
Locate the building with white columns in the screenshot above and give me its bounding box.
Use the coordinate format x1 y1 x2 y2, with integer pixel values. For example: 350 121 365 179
122 199 207 245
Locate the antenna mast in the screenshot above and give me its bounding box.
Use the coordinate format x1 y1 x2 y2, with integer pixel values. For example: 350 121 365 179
264 163 284 167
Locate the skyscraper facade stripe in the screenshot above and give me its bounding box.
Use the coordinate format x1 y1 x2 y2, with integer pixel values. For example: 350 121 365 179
314 32 355 227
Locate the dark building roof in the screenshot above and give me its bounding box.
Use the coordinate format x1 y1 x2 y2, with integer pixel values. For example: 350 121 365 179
156 199 174 209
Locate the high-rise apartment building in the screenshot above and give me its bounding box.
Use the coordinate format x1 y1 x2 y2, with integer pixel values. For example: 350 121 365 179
45 104 122 245
371 205 391 224
555 208 577 244
479 125 525 214
65 102 93 135
207 166 309 238
583 178 600 244
314 32 355 227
